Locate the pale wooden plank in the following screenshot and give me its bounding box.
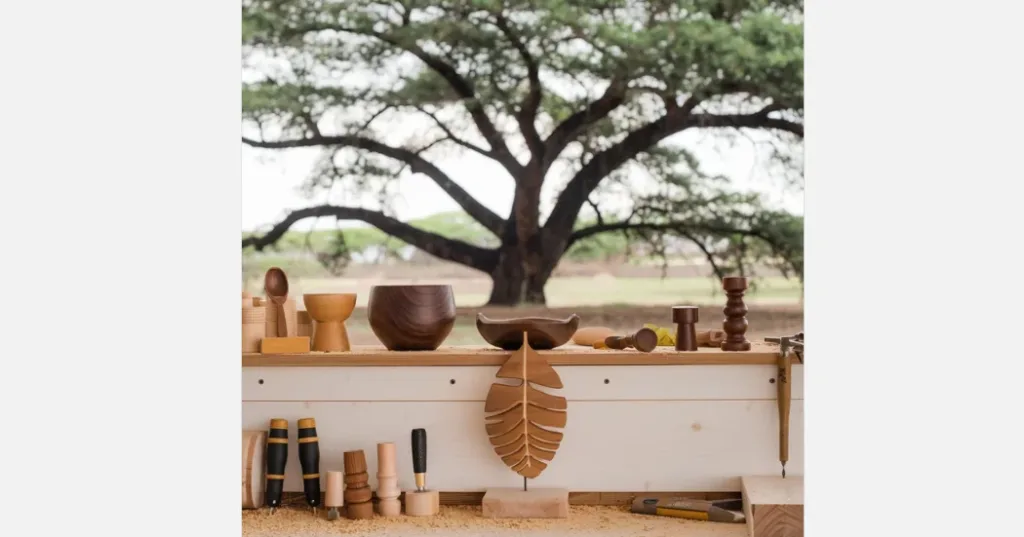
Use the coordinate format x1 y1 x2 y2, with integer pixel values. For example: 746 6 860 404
242 364 804 402
242 400 804 492
242 342 782 367
279 490 737 506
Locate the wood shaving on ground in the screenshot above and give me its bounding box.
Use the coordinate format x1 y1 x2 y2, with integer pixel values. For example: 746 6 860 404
243 505 745 537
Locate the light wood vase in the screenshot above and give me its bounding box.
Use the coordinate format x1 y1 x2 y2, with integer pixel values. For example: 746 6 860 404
242 306 265 353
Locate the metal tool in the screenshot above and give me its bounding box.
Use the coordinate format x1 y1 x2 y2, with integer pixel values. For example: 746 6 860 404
765 334 803 478
631 497 746 523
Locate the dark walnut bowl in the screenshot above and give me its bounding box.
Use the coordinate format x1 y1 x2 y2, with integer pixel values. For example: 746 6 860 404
476 313 581 350
367 285 457 351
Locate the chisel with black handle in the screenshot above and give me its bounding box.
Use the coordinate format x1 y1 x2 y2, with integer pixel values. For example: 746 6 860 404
297 417 321 514
265 419 289 512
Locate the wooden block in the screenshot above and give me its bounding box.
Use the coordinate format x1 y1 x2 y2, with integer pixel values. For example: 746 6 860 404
481 487 569 519
260 336 310 354
742 476 803 537
404 489 440 516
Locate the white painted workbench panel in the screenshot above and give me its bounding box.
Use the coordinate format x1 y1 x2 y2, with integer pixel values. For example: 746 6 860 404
241 400 803 492
243 365 803 402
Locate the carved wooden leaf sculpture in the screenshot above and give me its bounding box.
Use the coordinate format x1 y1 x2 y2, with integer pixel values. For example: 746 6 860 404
484 331 567 479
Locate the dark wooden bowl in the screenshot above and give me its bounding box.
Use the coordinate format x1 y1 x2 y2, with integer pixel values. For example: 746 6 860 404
367 285 456 351
476 313 581 350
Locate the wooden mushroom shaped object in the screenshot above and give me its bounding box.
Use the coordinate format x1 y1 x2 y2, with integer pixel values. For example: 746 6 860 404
484 332 567 479
672 306 699 351
367 285 456 351
604 327 659 352
303 293 357 352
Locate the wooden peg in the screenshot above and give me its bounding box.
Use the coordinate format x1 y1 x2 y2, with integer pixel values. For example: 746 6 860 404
376 442 401 517
721 277 751 351
603 327 658 352
672 306 699 351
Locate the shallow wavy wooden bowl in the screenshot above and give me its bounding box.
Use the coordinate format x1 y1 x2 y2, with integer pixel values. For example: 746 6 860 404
476 313 581 350
368 285 456 351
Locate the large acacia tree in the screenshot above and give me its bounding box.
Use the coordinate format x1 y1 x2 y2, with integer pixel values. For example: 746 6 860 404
242 0 804 305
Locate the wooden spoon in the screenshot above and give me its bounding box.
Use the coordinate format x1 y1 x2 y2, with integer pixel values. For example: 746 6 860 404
263 267 289 337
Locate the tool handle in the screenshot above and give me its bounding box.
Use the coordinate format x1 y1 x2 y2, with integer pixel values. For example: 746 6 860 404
778 352 792 464
411 428 427 474
265 419 289 508
297 418 321 507
603 336 631 350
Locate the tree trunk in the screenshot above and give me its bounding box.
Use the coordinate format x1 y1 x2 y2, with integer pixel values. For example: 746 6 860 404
485 245 552 306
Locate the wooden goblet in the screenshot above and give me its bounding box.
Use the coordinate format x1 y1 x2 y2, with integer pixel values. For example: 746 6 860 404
303 293 357 352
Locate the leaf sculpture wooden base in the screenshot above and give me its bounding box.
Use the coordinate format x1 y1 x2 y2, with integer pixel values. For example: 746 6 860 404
482 332 569 518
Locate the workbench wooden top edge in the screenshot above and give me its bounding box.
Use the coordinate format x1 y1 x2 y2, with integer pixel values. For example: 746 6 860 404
242 343 785 366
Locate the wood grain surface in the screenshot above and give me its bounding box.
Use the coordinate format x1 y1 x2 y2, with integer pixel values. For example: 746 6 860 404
367 285 456 351
275 490 741 506
484 334 567 479
242 343 783 366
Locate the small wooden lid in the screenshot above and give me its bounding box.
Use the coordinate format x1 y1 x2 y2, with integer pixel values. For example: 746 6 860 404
343 450 367 474
297 417 316 429
269 418 288 429
672 306 699 324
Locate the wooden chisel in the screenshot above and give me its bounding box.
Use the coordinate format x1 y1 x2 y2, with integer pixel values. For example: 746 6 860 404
631 497 745 523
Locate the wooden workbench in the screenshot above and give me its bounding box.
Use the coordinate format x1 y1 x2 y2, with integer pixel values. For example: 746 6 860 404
241 343 803 496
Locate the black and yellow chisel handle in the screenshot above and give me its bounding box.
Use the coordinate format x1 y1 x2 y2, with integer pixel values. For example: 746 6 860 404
297 417 321 507
265 418 289 508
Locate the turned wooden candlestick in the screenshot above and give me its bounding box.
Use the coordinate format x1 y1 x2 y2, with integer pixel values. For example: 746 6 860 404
721 277 751 351
376 442 401 517
343 450 374 519
672 306 699 351
603 327 658 352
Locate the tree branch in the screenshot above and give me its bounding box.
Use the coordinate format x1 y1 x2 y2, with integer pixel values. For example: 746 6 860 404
412 105 495 159
280 23 523 175
494 12 543 158
242 205 499 272
541 78 628 170
242 135 506 236
546 105 803 235
565 221 772 251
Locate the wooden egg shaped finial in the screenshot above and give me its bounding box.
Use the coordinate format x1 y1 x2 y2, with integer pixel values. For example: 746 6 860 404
484 332 567 479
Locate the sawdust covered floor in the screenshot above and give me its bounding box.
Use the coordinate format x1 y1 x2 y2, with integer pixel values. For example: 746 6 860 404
243 505 745 537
